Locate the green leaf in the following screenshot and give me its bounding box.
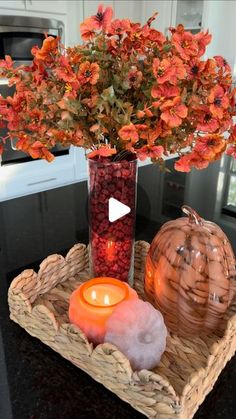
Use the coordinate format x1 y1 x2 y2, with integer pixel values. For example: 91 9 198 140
101 85 116 105
163 43 172 53
101 85 115 99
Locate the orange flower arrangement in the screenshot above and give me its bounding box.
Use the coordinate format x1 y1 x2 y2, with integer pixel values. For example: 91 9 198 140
0 4 235 171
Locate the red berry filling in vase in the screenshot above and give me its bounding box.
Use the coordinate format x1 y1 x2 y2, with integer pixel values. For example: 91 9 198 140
88 155 137 285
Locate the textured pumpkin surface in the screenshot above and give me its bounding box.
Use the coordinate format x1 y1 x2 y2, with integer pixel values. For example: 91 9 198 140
144 207 236 336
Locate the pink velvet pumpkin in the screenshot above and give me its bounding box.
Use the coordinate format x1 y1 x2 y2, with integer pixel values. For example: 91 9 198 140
144 206 236 336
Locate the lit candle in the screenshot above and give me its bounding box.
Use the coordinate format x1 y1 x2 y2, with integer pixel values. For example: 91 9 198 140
106 239 116 262
69 277 138 344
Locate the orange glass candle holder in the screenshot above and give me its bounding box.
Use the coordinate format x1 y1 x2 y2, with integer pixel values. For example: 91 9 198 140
69 277 138 344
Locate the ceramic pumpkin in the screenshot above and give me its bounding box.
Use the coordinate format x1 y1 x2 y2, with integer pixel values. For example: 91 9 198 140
144 206 236 336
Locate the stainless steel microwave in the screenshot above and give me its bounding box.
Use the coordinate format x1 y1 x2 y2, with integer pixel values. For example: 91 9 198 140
0 15 64 64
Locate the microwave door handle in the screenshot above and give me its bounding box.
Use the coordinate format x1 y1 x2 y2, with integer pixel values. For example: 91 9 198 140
10 138 18 150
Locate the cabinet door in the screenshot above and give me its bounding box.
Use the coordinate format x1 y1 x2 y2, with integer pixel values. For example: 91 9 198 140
25 0 67 14
42 187 77 254
1 194 44 271
0 154 76 201
172 0 204 33
0 1 25 9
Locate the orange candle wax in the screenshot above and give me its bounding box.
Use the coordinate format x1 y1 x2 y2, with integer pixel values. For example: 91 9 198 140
69 277 138 344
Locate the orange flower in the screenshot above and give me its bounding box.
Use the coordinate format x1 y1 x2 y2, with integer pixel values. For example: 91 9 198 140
18 139 55 162
151 84 180 103
78 61 100 85
214 55 231 72
87 145 117 158
0 55 13 70
196 107 219 133
80 21 96 41
72 127 84 146
160 97 188 128
54 56 76 83
172 26 198 60
195 30 212 57
128 66 143 88
32 36 59 60
152 58 175 84
208 86 229 119
135 124 149 139
136 145 164 161
136 110 145 118
228 125 236 143
118 124 139 144
80 4 113 40
174 154 192 172
186 59 206 80
170 56 186 82
203 58 217 77
226 144 236 158
82 87 99 108
175 151 209 172
146 29 165 46
136 104 153 119
148 123 163 144
41 148 55 162
109 19 130 36
194 134 226 160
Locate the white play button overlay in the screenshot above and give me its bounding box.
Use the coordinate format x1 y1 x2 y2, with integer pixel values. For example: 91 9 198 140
108 197 131 222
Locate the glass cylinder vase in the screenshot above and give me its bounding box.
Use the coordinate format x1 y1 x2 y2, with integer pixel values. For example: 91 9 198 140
88 155 137 286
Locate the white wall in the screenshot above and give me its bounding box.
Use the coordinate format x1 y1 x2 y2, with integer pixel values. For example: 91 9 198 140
204 0 236 73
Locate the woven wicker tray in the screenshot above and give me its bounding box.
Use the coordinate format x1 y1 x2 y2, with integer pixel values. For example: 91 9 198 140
8 241 236 419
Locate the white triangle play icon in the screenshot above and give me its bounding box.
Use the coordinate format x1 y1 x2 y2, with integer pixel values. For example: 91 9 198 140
108 197 131 222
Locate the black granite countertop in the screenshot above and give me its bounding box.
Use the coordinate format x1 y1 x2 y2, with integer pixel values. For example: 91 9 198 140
0 176 235 419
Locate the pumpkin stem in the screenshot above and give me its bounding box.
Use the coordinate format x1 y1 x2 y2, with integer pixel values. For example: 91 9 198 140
182 205 202 225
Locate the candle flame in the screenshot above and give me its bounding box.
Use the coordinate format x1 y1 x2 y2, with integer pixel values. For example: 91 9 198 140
107 239 115 262
104 294 110 305
91 290 97 301
107 240 113 249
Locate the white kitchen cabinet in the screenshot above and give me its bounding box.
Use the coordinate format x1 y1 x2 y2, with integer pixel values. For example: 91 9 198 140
142 1 207 35
74 148 88 182
0 0 67 14
25 0 67 14
0 1 25 10
0 150 77 201
171 0 204 33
